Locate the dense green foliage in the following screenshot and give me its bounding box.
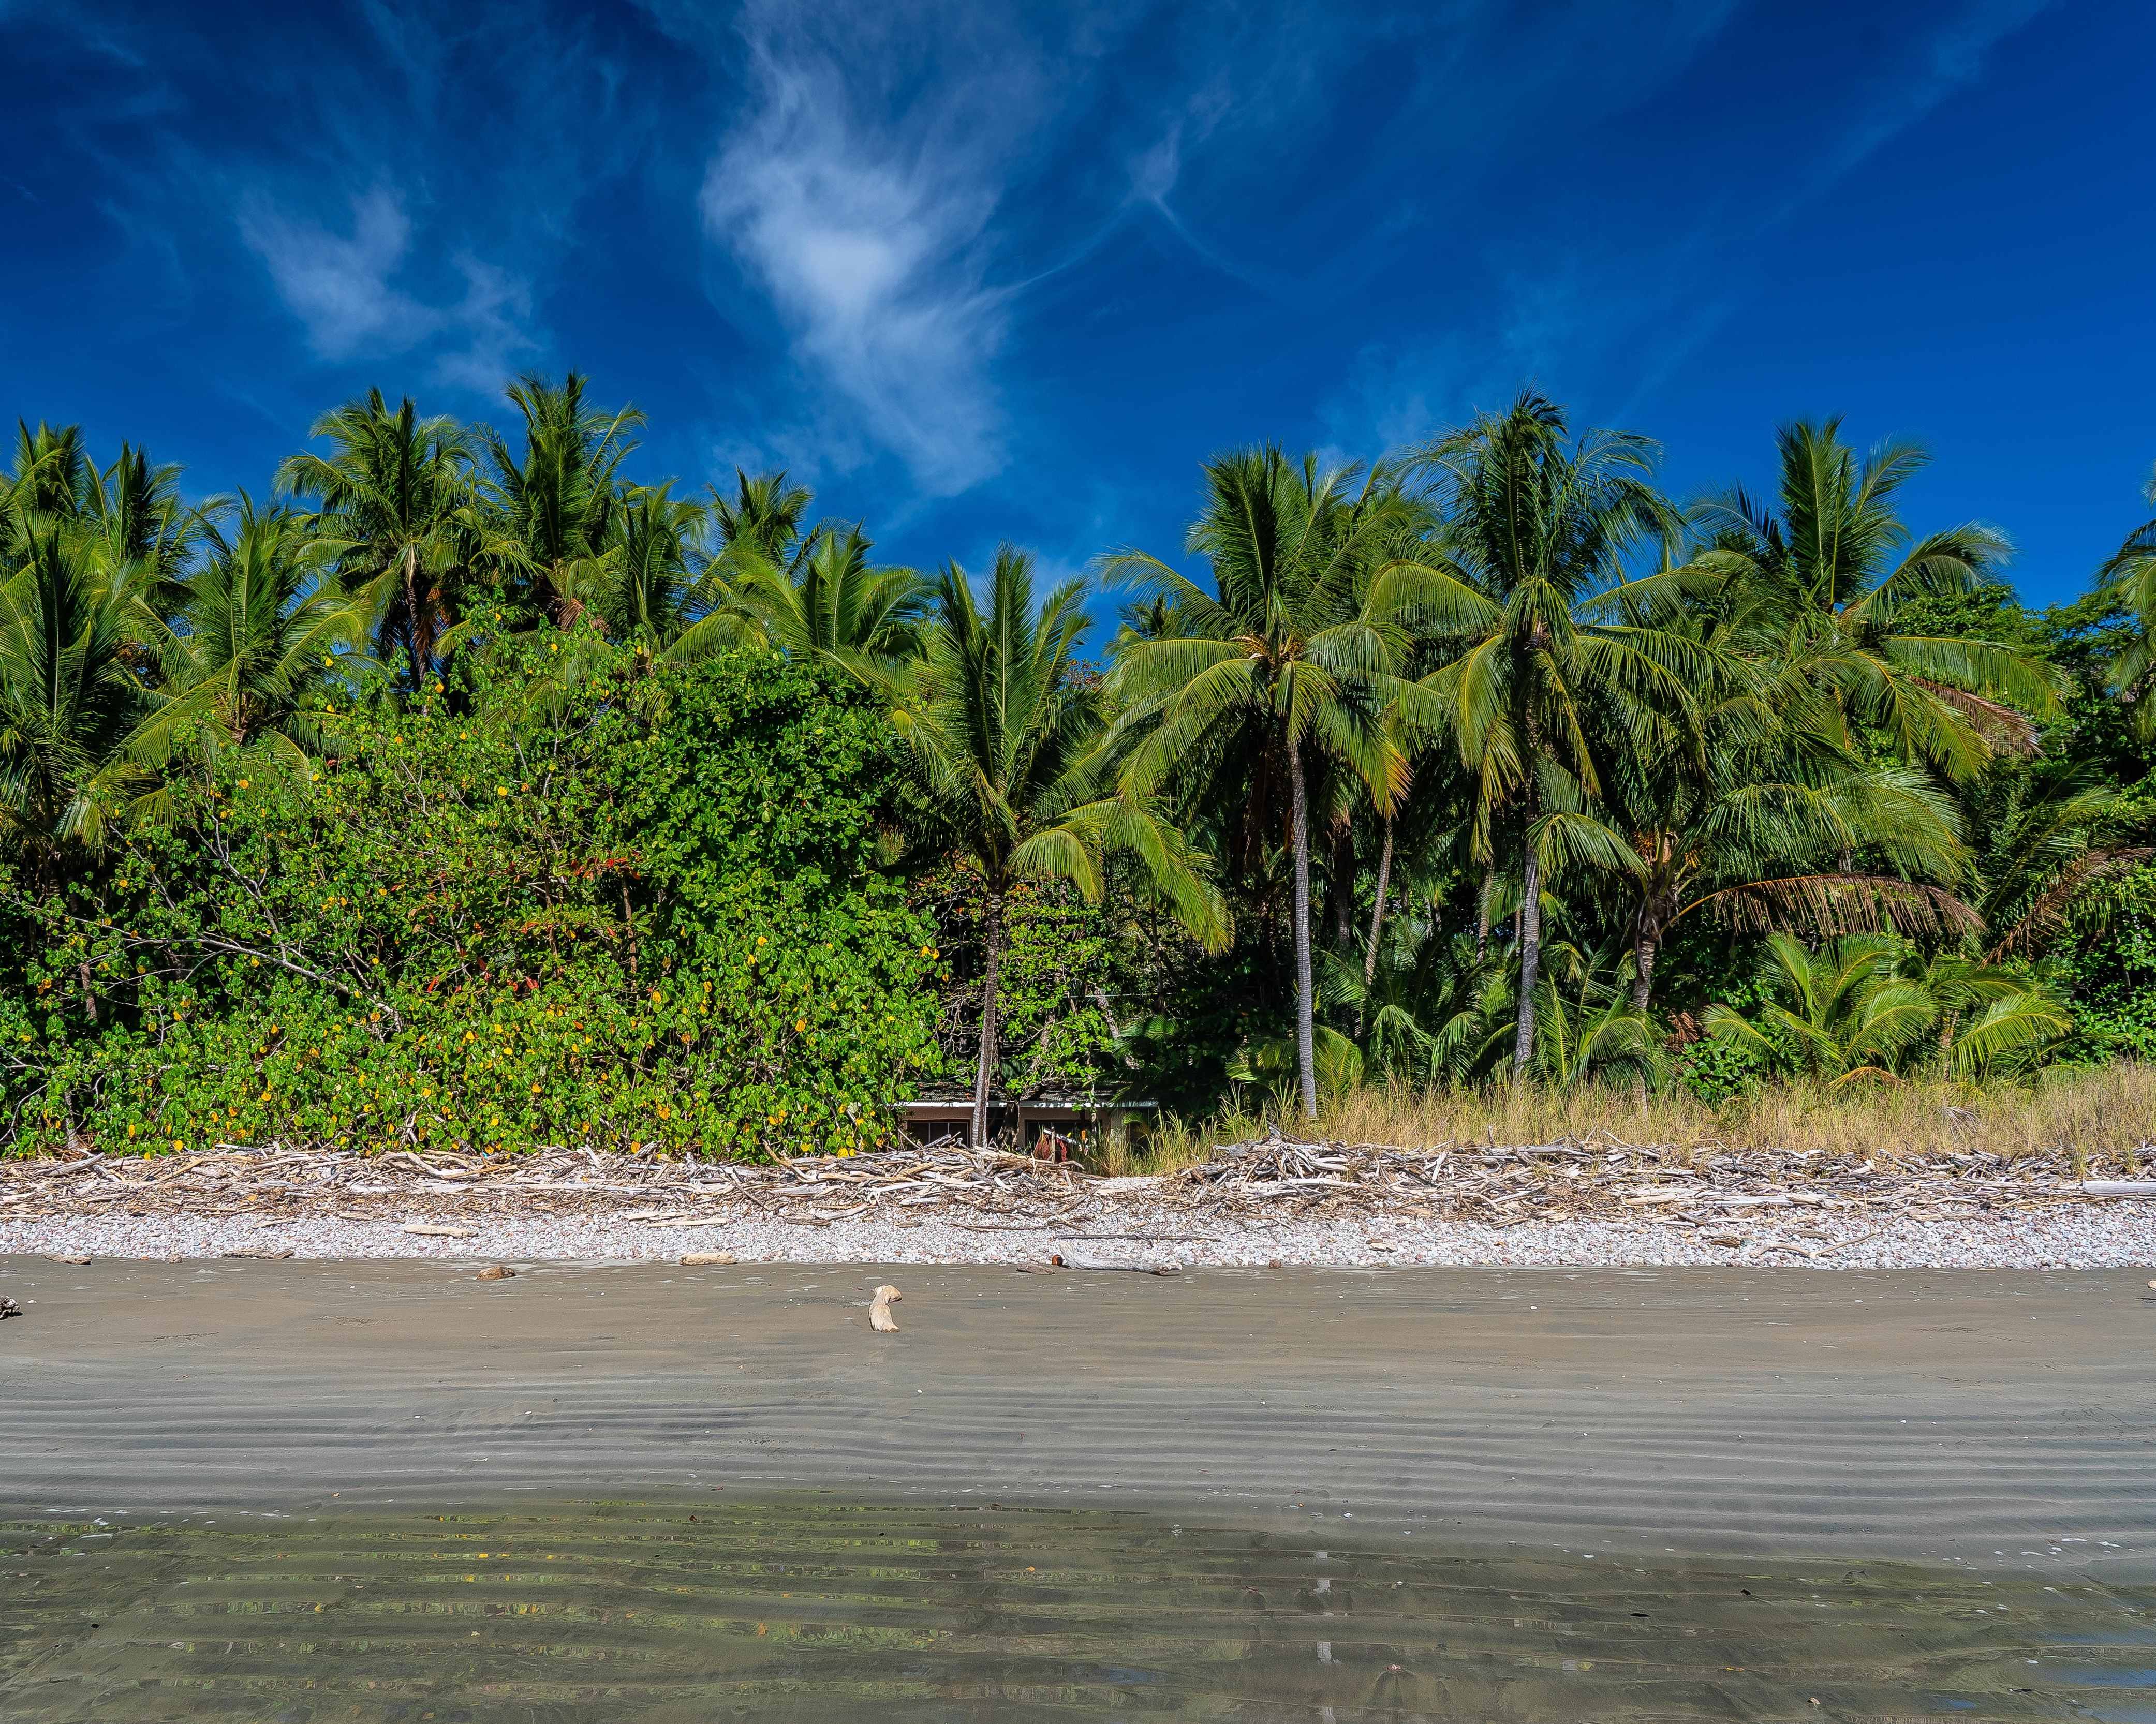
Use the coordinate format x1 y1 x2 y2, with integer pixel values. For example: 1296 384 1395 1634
6 377 2156 1155
1 645 939 1156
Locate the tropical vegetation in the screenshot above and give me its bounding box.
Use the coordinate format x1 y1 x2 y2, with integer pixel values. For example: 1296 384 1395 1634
4 376 2154 1158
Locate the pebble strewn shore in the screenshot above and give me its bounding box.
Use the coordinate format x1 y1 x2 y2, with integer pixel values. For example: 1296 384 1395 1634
6 1193 2154 1269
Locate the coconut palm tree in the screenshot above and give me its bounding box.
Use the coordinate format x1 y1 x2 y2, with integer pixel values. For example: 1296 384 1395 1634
601 481 721 658
895 546 1227 1148
1692 419 2058 778
151 498 372 765
0 523 170 863
274 390 476 693
1965 760 2150 961
1596 697 1976 1017
1104 446 1426 1118
477 373 643 631
1391 392 1696 1074
1522 949 1669 1093
3 421 94 529
723 523 929 685
711 468 814 568
2086 464 2156 739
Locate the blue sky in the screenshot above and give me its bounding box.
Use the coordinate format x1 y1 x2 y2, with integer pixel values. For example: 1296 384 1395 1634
4 0 2149 610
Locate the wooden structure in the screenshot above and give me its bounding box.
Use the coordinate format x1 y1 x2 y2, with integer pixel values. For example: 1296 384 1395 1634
895 1091 1157 1161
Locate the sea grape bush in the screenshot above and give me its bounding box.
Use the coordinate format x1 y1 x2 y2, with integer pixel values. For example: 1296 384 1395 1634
0 643 941 1157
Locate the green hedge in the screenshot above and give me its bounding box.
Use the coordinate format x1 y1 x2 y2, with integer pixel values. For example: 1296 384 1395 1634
0 644 941 1157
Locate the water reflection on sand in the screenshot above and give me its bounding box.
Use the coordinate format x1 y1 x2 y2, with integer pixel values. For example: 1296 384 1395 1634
3 1498 2150 1720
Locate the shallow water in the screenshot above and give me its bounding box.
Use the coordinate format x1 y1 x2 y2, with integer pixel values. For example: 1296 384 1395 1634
2 1500 2149 1721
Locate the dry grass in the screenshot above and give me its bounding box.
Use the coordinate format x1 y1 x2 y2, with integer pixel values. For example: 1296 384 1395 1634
1108 1063 2156 1177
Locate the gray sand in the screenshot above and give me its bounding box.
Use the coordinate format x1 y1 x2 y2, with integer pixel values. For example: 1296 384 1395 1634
4 1256 2152 1575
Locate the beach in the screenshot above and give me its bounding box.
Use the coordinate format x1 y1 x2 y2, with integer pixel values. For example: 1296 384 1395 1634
6 1256 2152 1576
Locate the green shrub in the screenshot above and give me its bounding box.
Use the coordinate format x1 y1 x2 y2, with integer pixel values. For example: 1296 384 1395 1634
1 643 940 1157
2057 863 2156 1063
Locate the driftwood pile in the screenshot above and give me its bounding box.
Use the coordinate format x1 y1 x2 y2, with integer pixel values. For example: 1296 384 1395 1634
0 1132 2150 1234
0 1140 1086 1229
1157 1132 2156 1228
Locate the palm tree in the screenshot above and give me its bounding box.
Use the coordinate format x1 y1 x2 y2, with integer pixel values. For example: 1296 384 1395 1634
1597 691 1976 1017
4 421 94 529
711 468 814 568
1703 933 1938 1083
0 523 169 863
1104 447 1424 1118
152 498 372 765
1706 931 2067 1083
78 446 207 629
274 390 475 693
601 481 720 658
1964 760 2150 961
896 547 1227 1147
2087 464 2156 739
1692 419 2057 778
1522 947 1669 1093
724 523 929 685
1341 920 1509 1086
477 373 643 631
1392 392 1695 1074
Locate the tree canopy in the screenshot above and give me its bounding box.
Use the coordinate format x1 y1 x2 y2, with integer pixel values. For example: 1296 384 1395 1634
2 374 2149 1157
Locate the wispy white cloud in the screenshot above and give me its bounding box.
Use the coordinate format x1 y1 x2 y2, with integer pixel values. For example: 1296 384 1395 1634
239 187 430 360
238 186 538 392
701 8 1022 497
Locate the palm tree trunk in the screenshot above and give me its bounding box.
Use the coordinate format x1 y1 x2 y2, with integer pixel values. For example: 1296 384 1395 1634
1357 816 1394 1038
970 890 1005 1149
1363 818 1393 990
1631 925 1657 1015
1327 824 1356 949
1513 842 1541 1075
1475 866 1495 960
1630 917 1657 1107
404 546 426 693
1288 738 1319 1121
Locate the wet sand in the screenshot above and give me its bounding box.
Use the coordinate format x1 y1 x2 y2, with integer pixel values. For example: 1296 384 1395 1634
4 1257 2152 1575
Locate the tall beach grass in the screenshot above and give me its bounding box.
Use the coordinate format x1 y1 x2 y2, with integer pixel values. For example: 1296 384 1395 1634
1106 1064 2156 1177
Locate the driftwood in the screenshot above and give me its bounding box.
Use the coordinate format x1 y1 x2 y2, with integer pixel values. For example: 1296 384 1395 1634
868 1284 902 1331
1052 1253 1182 1275
1 1129 2148 1239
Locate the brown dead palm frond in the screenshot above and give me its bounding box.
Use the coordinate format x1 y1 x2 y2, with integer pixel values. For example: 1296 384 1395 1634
1985 846 2155 960
1691 873 1982 941
1911 678 2040 756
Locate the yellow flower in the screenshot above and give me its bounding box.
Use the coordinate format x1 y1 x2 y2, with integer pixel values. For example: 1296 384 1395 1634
238 778 250 789
794 1019 806 1033
497 786 509 797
